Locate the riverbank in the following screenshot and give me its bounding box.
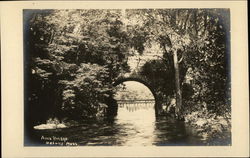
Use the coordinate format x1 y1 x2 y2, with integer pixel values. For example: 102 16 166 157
184 108 231 145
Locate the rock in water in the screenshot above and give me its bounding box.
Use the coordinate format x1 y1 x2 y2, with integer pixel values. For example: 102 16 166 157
57 123 67 128
34 123 67 130
34 123 56 130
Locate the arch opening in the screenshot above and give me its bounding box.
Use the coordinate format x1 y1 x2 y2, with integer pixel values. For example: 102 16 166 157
113 77 160 116
113 80 157 146
114 77 157 101
115 81 155 103
115 81 154 99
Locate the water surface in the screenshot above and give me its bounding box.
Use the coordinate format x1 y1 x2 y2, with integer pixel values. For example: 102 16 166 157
31 103 230 146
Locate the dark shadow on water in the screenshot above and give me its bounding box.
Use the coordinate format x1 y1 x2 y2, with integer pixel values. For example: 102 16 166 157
26 114 231 146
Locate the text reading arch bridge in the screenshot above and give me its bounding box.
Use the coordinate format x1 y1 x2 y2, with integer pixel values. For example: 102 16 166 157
113 77 162 116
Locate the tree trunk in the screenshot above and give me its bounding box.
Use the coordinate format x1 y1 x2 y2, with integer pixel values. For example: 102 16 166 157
173 49 182 117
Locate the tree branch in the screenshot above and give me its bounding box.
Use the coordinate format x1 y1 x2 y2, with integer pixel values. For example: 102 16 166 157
178 54 184 63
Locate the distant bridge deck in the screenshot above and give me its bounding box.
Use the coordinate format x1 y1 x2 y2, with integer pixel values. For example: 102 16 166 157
117 99 155 109
117 99 155 104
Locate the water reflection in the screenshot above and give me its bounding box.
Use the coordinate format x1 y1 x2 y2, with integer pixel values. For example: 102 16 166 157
32 103 223 146
116 103 155 146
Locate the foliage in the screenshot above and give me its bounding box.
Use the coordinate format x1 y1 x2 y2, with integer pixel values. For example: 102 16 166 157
181 9 231 115
25 10 130 123
25 9 231 125
140 58 175 103
59 63 111 119
126 9 230 115
185 107 231 145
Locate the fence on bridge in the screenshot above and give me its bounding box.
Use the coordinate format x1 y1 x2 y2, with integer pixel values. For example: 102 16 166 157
117 99 155 111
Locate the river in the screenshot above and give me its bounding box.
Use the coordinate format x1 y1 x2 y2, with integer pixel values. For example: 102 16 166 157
30 103 229 146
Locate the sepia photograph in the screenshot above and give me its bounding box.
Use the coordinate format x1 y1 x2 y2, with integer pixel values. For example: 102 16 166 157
24 8 231 146
1 1 248 157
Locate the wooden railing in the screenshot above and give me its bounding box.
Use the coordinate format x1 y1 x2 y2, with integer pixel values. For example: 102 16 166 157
117 99 155 104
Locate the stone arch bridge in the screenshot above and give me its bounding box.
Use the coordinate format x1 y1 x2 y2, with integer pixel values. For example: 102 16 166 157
110 52 176 117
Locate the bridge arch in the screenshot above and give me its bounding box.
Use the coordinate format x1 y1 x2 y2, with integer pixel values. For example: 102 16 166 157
113 77 161 116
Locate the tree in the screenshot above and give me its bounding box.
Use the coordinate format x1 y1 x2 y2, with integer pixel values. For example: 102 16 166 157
125 9 230 116
24 9 131 123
